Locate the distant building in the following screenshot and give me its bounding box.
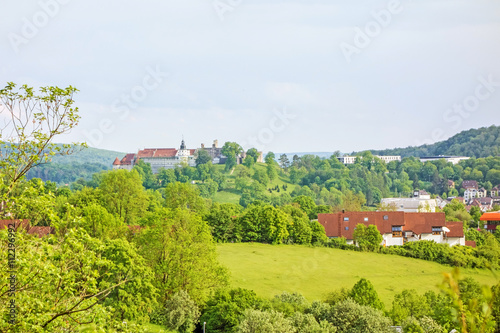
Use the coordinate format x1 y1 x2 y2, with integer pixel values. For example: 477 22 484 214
113 140 196 174
470 197 493 212
380 190 437 213
419 156 470 165
318 211 465 246
337 155 401 165
491 186 499 197
461 180 481 203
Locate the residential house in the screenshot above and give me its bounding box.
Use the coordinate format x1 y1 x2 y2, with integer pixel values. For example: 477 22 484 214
491 186 499 197
478 188 488 198
318 211 465 247
462 180 479 203
480 211 500 233
470 197 493 212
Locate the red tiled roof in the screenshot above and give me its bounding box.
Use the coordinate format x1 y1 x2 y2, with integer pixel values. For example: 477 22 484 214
137 148 177 158
480 211 500 221
120 153 136 165
318 212 447 239
462 180 478 189
113 157 121 165
444 221 464 238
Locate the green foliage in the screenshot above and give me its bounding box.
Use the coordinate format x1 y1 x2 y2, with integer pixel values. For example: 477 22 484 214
236 309 296 333
222 142 243 171
0 229 156 332
200 288 265 333
367 125 500 158
0 83 85 197
349 278 384 310
196 149 212 166
205 202 243 243
99 169 148 224
324 288 351 307
162 290 200 333
352 224 383 251
327 299 392 333
164 182 209 215
136 208 229 305
271 291 308 317
239 204 290 244
390 290 430 325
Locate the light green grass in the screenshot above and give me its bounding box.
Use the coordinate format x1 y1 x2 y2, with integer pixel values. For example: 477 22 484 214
217 243 499 307
213 189 241 205
212 163 295 204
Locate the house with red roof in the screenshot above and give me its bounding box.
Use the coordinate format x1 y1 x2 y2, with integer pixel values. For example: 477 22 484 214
480 211 500 233
318 211 465 247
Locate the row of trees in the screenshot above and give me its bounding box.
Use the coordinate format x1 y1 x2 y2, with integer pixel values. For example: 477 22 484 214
160 273 500 333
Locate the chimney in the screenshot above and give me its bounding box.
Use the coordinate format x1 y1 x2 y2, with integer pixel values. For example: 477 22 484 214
213 139 218 148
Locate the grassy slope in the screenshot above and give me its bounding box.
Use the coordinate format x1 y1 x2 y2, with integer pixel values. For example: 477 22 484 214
217 243 498 307
212 163 295 205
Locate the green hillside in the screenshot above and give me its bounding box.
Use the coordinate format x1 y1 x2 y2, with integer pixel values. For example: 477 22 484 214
25 145 125 184
212 163 295 205
365 125 500 158
217 243 498 306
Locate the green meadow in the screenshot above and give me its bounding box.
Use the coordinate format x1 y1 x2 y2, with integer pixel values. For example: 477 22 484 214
217 243 499 306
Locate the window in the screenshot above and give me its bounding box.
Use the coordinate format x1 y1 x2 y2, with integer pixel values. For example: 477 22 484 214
383 215 389 220
345 227 349 231
364 217 369 221
432 226 442 235
343 217 349 221
392 226 402 237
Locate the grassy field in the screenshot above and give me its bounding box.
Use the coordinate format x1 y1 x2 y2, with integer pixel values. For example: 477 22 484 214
217 243 499 307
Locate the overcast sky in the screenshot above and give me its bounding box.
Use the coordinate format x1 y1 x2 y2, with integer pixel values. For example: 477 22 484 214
1 0 499 154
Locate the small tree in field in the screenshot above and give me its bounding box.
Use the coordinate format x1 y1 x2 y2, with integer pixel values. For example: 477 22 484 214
352 224 382 251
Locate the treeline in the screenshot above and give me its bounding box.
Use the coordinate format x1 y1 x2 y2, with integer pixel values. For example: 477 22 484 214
367 125 500 158
26 162 109 184
194 273 500 333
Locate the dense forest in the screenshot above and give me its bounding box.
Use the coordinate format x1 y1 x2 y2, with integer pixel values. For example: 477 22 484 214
366 125 500 158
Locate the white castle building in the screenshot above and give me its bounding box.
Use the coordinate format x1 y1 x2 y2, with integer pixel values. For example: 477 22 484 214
113 140 196 174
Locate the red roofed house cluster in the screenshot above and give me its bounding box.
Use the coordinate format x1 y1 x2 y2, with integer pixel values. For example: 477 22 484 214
318 211 465 247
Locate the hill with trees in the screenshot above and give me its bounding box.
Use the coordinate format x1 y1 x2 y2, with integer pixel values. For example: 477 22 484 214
365 125 500 158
